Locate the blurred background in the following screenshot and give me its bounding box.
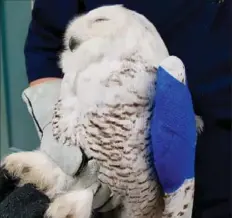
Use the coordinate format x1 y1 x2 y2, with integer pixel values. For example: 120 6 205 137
0 0 39 159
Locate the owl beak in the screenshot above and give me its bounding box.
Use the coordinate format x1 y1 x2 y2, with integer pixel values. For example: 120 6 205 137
69 37 81 52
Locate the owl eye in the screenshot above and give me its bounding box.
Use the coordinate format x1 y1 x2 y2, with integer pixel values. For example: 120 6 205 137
94 17 109 23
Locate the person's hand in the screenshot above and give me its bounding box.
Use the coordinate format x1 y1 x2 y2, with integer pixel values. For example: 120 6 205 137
0 78 116 218
24 79 115 211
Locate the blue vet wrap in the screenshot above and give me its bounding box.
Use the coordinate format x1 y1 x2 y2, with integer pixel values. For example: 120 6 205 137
150 66 197 194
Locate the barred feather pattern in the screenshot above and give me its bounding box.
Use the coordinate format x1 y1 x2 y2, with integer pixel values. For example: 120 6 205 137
52 53 166 217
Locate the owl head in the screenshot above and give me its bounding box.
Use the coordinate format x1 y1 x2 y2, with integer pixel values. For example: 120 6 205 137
59 5 169 74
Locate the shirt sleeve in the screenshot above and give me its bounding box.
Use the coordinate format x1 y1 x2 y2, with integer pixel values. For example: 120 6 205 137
24 0 79 82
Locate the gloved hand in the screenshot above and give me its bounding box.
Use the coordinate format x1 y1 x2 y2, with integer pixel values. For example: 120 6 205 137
22 79 113 210
0 80 60 218
0 79 113 218
21 79 85 178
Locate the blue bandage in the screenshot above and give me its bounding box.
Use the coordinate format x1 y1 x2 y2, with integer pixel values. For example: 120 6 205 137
150 65 197 194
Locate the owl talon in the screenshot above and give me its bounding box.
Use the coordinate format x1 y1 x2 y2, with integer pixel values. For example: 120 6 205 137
1 151 74 199
45 189 94 218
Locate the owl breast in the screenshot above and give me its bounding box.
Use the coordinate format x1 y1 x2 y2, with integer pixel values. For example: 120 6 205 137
77 56 163 217
53 53 164 217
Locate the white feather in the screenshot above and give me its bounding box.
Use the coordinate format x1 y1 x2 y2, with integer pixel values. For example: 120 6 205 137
51 5 197 218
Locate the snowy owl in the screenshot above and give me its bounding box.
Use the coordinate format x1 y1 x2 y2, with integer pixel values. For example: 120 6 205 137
50 4 190 218
0 5 201 218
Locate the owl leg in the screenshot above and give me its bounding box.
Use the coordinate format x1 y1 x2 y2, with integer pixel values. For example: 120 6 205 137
45 183 121 218
44 159 98 218
45 159 120 218
45 174 102 218
0 150 74 199
44 188 94 218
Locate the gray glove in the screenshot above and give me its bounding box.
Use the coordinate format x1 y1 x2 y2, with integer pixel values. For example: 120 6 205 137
22 79 85 176
22 80 62 139
21 80 115 211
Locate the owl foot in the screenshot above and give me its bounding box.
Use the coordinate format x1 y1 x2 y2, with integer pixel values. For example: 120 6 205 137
45 189 94 218
0 151 74 199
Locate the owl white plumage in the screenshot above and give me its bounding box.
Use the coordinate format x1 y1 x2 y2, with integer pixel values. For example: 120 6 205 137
0 4 201 218
51 4 176 218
